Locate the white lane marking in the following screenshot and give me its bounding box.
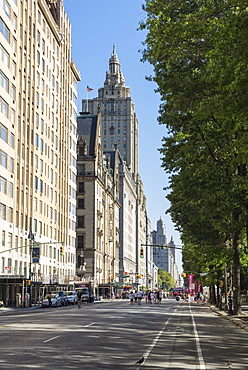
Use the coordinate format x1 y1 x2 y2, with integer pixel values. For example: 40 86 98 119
189 304 206 369
84 322 95 327
43 335 60 343
136 309 177 369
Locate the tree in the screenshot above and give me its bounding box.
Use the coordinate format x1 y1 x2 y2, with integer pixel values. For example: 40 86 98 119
158 268 176 291
140 0 248 314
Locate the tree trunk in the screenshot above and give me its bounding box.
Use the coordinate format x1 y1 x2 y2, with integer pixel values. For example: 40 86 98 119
210 285 216 305
232 230 242 315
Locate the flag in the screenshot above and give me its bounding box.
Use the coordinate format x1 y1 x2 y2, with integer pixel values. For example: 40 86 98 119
87 86 93 92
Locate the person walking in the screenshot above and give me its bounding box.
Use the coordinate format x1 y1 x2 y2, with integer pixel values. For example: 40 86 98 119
137 290 143 305
129 291 135 304
77 291 82 309
47 292 52 308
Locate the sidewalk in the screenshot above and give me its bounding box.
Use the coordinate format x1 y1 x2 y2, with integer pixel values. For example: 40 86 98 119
207 302 248 332
0 304 42 315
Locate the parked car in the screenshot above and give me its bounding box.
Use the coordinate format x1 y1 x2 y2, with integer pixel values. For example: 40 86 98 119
55 291 68 306
50 291 68 306
42 294 61 307
65 291 77 305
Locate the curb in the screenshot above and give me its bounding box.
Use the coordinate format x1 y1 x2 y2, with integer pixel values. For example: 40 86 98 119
208 304 248 332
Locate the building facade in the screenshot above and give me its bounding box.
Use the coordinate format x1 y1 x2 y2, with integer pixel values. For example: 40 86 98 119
0 0 79 305
82 46 148 290
76 113 120 296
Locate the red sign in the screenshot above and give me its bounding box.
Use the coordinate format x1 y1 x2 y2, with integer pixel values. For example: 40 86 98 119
5 266 10 270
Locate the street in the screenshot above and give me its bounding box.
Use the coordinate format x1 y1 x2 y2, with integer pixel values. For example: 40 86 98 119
0 297 248 369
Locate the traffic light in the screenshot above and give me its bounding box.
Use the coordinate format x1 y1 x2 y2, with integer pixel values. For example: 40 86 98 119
140 247 144 258
181 272 186 278
60 245 64 256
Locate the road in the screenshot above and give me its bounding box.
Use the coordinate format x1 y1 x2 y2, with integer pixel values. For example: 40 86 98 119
0 297 247 369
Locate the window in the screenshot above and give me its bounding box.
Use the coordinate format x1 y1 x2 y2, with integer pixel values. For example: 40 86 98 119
9 157 13 172
0 18 10 42
37 50 40 64
0 97 8 117
77 235 85 248
0 71 9 92
77 216 85 228
0 44 9 66
11 85 15 100
78 198 85 209
40 138 44 152
9 182 13 197
0 176 6 193
77 165 85 176
0 203 6 219
0 123 7 142
0 150 7 168
35 134 39 147
78 182 85 193
34 176 38 190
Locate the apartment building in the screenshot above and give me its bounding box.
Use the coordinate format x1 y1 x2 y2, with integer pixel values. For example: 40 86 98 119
0 0 80 305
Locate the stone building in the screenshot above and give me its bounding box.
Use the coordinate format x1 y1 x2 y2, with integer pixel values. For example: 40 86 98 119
82 46 148 290
0 0 79 305
76 113 120 296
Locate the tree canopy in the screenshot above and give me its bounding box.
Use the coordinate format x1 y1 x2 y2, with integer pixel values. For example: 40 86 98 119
140 0 248 314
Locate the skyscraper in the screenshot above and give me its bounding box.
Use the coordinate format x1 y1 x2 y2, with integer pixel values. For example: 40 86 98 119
84 45 139 176
82 46 148 288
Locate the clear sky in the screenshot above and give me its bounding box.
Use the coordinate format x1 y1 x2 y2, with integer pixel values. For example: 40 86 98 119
63 0 182 270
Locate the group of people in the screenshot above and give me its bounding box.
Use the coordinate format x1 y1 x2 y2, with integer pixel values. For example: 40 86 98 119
129 290 163 305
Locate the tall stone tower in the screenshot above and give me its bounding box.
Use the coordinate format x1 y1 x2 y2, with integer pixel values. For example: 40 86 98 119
83 45 139 176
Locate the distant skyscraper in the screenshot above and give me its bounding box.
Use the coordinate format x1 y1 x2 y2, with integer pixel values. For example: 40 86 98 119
152 218 169 271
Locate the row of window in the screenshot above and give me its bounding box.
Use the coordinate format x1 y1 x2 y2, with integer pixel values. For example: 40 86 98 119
103 129 126 135
103 136 126 142
103 120 127 127
34 174 57 193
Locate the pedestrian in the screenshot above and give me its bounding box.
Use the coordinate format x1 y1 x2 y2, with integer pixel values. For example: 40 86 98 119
156 291 160 304
47 292 52 308
151 292 156 304
148 291 152 304
134 291 138 303
159 291 163 304
77 291 82 309
137 290 143 305
145 292 148 304
129 291 135 304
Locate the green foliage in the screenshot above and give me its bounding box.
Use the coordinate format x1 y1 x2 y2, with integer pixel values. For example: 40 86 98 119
158 267 176 290
140 0 248 314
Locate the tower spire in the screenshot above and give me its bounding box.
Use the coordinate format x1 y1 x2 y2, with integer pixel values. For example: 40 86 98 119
105 45 125 85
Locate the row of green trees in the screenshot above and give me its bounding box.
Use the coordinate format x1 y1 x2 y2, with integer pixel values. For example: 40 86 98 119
140 0 248 314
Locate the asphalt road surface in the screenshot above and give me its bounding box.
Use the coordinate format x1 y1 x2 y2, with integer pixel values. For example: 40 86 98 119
0 297 247 369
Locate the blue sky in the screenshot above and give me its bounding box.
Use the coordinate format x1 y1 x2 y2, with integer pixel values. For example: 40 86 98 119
63 0 182 269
